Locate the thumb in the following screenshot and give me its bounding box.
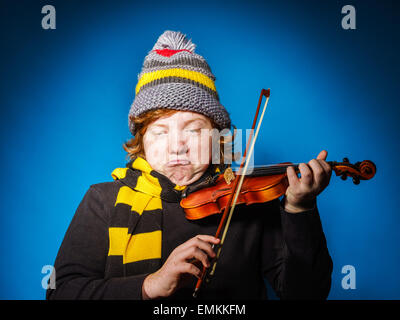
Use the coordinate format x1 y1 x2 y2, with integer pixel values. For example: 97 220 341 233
317 150 328 160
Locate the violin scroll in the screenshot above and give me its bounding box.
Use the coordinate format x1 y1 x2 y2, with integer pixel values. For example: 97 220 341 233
331 158 376 185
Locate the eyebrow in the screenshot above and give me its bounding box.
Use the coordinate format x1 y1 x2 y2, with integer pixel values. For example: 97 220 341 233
150 123 169 128
150 118 208 128
183 118 208 126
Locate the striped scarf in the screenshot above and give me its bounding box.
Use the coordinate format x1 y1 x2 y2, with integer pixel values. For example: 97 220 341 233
108 157 185 276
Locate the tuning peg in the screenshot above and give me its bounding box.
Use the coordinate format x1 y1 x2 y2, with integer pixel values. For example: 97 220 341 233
341 174 347 180
343 157 349 163
352 177 360 185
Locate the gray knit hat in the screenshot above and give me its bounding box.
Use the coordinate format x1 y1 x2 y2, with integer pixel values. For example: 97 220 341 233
128 30 231 135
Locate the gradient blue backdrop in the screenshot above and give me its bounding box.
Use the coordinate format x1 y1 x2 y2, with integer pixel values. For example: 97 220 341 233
0 0 399 300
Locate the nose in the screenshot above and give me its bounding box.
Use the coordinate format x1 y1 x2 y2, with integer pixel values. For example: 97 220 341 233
168 129 188 155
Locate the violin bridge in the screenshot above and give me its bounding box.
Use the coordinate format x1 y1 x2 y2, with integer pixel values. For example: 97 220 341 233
223 167 235 185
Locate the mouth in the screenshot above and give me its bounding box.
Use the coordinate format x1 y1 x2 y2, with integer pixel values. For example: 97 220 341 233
167 159 191 166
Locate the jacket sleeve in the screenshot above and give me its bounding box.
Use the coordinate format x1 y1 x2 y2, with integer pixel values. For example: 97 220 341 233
262 198 333 300
46 185 147 300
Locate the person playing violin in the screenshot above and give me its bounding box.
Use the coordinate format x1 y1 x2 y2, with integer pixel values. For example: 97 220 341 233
47 31 333 300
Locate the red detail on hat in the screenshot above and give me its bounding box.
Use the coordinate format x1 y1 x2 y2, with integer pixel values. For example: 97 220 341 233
154 49 192 57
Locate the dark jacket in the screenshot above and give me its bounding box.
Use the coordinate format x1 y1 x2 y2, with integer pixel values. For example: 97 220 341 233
47 160 333 300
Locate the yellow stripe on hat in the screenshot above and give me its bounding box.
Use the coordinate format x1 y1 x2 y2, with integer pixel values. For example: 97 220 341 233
135 68 216 95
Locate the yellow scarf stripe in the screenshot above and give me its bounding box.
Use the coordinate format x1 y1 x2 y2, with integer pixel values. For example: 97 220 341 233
108 228 162 264
135 174 162 198
112 157 163 199
135 68 216 95
115 186 162 212
124 230 162 264
131 157 153 173
111 167 128 180
174 185 186 191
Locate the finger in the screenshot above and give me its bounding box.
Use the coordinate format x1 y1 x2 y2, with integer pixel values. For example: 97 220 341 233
308 159 325 186
286 165 300 188
195 235 220 245
179 247 210 268
319 159 332 178
317 150 328 161
298 163 313 186
194 238 218 258
180 237 216 259
179 263 202 279
175 235 219 254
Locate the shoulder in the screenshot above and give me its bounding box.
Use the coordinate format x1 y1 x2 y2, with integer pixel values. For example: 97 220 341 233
72 180 126 223
86 180 124 205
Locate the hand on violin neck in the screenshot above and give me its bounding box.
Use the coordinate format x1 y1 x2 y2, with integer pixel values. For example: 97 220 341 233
283 150 332 214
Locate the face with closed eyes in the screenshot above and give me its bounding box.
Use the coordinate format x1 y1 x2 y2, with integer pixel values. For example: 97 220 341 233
143 111 213 186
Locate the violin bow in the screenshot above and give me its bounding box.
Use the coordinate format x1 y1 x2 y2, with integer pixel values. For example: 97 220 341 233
193 88 271 298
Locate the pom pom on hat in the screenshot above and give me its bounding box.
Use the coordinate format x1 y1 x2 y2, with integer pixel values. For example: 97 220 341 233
152 30 196 52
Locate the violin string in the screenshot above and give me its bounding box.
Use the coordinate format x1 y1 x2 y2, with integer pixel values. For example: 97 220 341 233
232 161 336 176
233 164 299 176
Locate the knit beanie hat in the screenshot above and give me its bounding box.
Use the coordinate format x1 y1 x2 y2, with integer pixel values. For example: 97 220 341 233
128 30 231 135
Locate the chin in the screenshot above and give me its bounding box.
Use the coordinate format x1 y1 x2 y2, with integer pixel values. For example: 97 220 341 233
169 170 193 185
164 165 203 186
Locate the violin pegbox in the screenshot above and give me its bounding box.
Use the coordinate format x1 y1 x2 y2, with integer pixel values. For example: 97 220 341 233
331 158 376 185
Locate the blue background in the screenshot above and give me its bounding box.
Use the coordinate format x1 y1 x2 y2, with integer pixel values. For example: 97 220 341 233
0 0 399 300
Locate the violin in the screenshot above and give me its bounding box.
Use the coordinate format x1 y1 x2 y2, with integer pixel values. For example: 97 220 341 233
185 88 376 298
181 159 376 220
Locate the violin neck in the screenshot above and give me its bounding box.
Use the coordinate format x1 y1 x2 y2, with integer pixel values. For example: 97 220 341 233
233 161 336 177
